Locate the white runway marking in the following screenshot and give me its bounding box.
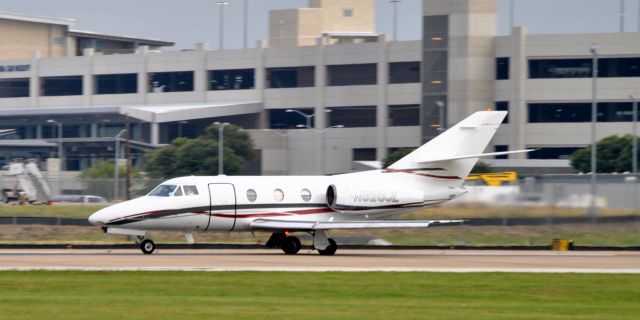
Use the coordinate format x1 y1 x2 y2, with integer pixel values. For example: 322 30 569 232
0 267 639 273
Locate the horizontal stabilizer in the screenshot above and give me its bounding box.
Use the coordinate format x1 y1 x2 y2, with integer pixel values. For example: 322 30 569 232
250 219 463 231
417 149 535 164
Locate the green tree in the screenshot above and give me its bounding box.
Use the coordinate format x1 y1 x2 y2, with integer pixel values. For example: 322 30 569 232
382 148 416 168
570 134 638 173
147 123 255 178
80 160 141 179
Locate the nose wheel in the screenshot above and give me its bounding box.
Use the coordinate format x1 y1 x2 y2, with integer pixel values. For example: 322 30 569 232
139 238 155 254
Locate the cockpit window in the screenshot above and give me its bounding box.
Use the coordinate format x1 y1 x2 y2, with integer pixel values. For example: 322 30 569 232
148 184 177 197
173 186 183 196
183 185 199 195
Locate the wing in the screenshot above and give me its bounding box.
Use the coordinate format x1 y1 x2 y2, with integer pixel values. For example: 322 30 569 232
250 219 463 231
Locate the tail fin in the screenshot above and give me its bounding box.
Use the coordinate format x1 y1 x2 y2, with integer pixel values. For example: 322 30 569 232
388 111 508 182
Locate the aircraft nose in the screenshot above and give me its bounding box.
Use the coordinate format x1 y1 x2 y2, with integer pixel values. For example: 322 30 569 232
88 210 107 226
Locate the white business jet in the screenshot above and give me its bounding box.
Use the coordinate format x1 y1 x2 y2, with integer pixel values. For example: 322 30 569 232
89 111 529 255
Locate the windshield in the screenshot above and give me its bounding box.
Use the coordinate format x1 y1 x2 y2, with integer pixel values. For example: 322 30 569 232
148 184 177 197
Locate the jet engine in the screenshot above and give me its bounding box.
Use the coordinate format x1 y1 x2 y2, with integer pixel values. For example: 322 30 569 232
325 184 424 214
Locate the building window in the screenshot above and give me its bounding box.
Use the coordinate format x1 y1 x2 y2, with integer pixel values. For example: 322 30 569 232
495 101 509 123
353 148 376 161
599 58 640 78
41 76 83 96
389 105 419 126
95 73 137 94
343 9 353 17
494 145 508 159
209 69 255 90
269 108 315 129
528 102 637 123
496 57 509 80
389 62 420 84
328 106 376 128
327 64 377 86
0 78 29 98
528 147 581 160
148 71 194 92
528 59 592 79
267 66 314 88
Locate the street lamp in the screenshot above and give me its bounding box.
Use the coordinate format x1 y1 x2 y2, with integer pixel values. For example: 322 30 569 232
216 0 229 50
114 129 127 200
630 95 639 175
214 122 230 175
589 46 598 220
285 109 332 129
318 125 344 174
390 0 401 41
46 119 63 171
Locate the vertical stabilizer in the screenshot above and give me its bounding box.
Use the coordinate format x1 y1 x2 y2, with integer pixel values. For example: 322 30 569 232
388 111 507 181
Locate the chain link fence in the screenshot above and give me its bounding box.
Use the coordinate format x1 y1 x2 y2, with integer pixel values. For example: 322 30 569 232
0 175 639 247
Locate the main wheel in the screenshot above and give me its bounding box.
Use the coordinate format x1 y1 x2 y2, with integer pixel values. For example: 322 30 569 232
281 236 301 255
140 239 155 254
318 238 337 256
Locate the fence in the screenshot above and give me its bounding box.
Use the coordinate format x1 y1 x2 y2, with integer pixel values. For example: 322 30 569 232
0 175 639 247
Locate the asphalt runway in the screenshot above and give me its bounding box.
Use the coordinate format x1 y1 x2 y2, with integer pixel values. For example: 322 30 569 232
0 249 639 272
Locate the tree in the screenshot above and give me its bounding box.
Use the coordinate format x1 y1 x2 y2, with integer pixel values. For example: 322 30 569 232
382 148 416 168
80 160 142 179
570 134 638 173
80 160 142 199
147 123 255 178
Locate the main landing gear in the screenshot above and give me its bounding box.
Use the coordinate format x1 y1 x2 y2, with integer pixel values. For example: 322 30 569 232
266 232 338 255
137 237 156 254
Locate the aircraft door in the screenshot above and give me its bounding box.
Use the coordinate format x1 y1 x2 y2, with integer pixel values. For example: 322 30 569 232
207 183 237 232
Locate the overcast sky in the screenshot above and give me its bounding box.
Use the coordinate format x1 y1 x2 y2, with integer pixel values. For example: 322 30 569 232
0 0 637 50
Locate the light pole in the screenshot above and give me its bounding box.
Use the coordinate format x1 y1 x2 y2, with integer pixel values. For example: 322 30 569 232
216 0 229 50
589 46 598 220
390 0 401 41
620 0 625 33
214 122 230 175
318 125 344 174
243 0 248 49
285 109 332 129
46 119 63 171
262 129 296 174
435 100 446 132
114 129 127 200
631 94 638 175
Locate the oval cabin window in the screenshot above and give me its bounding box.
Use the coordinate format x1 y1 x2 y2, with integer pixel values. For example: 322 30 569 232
246 189 257 202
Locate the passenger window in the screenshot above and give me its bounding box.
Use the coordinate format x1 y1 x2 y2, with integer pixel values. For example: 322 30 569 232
273 189 284 202
173 186 183 196
301 189 311 202
247 189 257 202
183 185 199 195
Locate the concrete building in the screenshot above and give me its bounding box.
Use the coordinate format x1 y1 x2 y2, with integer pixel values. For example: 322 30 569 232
269 0 378 47
1 0 640 191
0 11 173 60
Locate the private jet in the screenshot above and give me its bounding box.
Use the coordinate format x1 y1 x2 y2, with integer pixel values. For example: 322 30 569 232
89 111 529 255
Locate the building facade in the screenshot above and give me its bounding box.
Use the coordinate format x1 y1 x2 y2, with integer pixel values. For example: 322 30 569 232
2 0 640 183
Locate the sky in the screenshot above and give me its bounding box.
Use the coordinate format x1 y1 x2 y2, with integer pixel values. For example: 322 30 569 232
0 0 637 50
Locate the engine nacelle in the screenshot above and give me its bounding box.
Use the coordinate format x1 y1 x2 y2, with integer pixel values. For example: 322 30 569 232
326 184 424 213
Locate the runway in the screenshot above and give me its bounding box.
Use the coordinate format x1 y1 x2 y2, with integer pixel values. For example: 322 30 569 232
0 248 639 272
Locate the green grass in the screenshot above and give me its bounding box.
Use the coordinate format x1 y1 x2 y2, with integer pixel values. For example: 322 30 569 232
0 204 105 219
0 272 638 320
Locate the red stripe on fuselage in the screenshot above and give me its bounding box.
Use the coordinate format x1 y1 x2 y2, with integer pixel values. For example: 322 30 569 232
211 207 334 219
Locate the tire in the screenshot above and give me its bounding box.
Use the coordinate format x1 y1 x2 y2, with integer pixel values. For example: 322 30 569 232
281 236 301 255
318 238 337 256
140 239 155 255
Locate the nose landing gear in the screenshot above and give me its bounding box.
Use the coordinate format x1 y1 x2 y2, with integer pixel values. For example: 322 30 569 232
137 237 156 254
